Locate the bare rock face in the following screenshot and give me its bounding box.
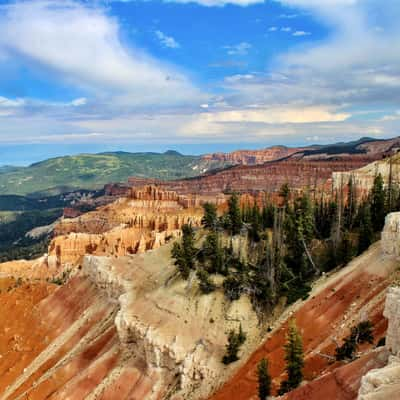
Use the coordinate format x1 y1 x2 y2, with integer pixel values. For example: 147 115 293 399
381 212 400 257
383 287 400 356
358 287 400 399
357 214 400 399
82 244 261 400
202 146 305 165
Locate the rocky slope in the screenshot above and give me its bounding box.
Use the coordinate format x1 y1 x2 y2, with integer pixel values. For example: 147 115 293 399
357 287 400 399
209 213 400 400
1 189 400 400
0 232 262 400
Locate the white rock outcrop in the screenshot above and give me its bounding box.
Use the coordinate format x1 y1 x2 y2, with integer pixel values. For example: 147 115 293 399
82 243 261 400
358 212 400 399
381 212 400 257
358 288 400 399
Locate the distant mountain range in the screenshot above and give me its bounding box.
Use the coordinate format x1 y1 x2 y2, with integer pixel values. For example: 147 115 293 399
0 136 399 197
0 151 227 197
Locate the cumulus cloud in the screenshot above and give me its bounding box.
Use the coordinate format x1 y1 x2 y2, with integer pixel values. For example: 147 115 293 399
181 106 350 135
155 30 181 48
0 1 201 107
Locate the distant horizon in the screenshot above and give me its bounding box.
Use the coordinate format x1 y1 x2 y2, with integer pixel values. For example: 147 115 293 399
0 0 399 154
0 134 397 167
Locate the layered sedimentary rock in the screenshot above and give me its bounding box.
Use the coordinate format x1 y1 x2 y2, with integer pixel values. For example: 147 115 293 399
332 153 400 195
128 159 371 196
50 186 204 267
0 239 262 400
202 146 307 165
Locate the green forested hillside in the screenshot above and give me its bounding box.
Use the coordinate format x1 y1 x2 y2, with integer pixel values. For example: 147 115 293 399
0 151 224 196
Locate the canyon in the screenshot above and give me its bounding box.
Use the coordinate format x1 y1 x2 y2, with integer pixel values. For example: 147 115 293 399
0 150 400 400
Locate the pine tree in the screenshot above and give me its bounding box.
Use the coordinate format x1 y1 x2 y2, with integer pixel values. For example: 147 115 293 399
171 224 197 279
249 203 261 242
338 229 354 265
257 358 271 400
222 327 246 364
335 320 374 360
358 205 374 254
228 193 242 235
201 231 225 274
344 176 357 229
279 320 304 394
370 174 386 232
280 183 290 208
197 269 216 294
202 202 218 230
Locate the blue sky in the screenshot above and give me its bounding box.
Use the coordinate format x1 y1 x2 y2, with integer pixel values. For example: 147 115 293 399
0 0 399 164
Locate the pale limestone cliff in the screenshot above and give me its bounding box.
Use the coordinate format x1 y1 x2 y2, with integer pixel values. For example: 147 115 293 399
332 153 400 195
381 212 400 257
357 287 400 400
82 243 262 400
357 212 400 400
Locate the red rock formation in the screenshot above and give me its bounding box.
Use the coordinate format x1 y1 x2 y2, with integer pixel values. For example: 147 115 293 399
0 276 167 400
209 242 398 400
51 186 204 266
202 146 309 165
128 159 371 196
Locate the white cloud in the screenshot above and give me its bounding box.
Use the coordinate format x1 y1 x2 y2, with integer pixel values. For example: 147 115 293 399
224 42 252 56
292 30 311 36
281 26 292 32
70 97 87 107
159 0 264 6
155 30 181 48
268 26 278 32
277 0 358 8
0 96 25 108
0 1 201 107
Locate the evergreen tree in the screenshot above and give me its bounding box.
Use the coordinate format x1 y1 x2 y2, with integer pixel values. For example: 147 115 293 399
202 202 218 230
197 269 216 294
222 327 246 364
284 193 316 278
257 358 271 400
261 203 275 229
228 193 242 235
279 320 304 395
201 231 225 274
344 176 357 229
249 203 261 242
358 205 374 254
171 224 197 279
280 183 290 208
338 229 354 265
223 274 243 301
335 320 374 360
371 174 386 232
